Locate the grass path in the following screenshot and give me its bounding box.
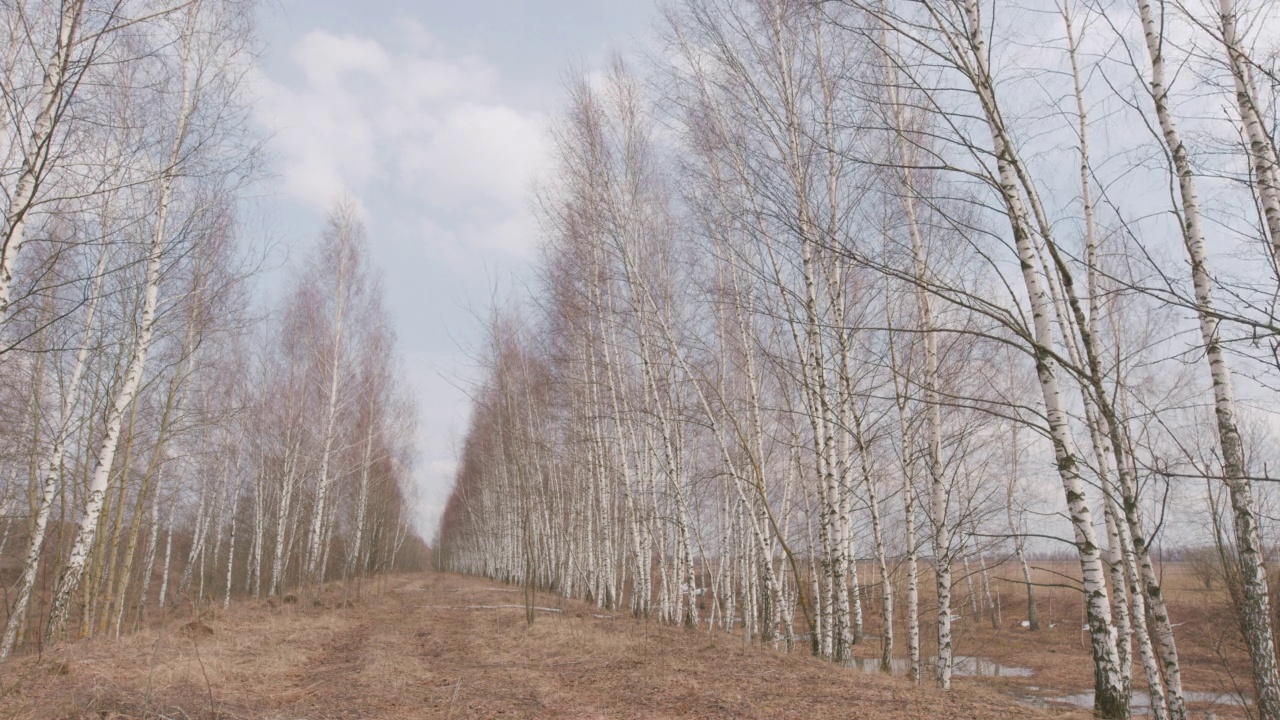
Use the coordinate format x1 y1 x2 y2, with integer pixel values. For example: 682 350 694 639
0 572 1082 719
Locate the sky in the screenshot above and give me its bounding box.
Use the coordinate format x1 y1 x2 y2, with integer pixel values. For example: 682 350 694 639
252 0 654 541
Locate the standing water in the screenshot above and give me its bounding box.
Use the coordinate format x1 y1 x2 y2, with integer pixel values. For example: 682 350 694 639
850 655 1034 678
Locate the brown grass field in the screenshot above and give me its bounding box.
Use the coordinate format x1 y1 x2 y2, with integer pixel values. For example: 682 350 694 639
0 569 1092 720
837 557 1255 717
0 561 1257 719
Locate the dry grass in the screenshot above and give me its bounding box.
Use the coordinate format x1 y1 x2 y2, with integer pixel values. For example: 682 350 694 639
842 559 1255 716
0 571 1083 720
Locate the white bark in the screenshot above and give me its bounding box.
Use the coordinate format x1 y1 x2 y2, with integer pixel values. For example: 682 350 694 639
1132 0 1280 712
270 435 299 597
137 470 164 616
158 489 178 607
45 13 196 632
1005 426 1037 633
891 337 922 681
305 260 349 581
224 486 240 609
0 2 84 326
1 240 110 658
921 0 1127 709
893 96 952 689
1215 0 1280 264
348 422 375 580
249 463 265 595
177 470 213 601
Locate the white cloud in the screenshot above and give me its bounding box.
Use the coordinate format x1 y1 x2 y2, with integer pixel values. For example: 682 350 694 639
253 24 551 259
402 102 545 210
252 22 555 541
292 32 391 90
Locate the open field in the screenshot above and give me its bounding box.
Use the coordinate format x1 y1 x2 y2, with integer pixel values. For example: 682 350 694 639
838 558 1254 716
0 571 1088 720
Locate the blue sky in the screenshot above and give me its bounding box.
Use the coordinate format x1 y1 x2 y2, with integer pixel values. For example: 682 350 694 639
252 1 654 540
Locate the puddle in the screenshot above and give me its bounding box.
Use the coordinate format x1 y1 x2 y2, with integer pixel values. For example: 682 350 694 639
1025 690 1246 714
849 655 1033 678
848 651 1245 716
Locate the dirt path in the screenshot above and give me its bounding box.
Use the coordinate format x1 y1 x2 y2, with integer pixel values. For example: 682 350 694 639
0 572 1082 719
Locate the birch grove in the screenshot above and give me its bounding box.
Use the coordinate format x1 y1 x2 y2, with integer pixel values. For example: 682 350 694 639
436 0 1280 718
0 1 424 658
4 0 1280 715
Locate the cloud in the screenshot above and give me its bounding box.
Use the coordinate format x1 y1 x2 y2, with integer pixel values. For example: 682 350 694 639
402 102 545 211
252 22 556 541
254 22 551 259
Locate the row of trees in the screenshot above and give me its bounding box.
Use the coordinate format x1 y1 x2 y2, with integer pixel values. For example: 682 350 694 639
0 1 420 659
436 0 1280 718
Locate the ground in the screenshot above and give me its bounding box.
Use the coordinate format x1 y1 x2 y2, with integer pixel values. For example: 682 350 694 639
840 560 1256 717
0 571 1088 719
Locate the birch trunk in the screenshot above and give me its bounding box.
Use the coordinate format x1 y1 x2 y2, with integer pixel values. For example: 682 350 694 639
1216 0 1280 263
1006 425 1037 632
95 404 142 636
305 267 349 582
860 433 894 669
931 0 1127 709
270 436 300 597
249 464 265 596
135 470 163 623
885 73 953 687
177 473 212 601
0 240 109 658
348 424 374 580
963 553 978 615
157 493 177 607
1132 0 1280 712
0 2 84 326
223 486 240 609
112 331 197 637
892 354 922 681
45 14 196 633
